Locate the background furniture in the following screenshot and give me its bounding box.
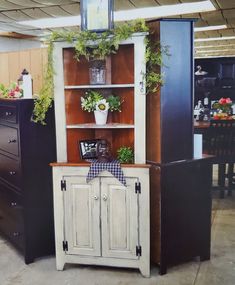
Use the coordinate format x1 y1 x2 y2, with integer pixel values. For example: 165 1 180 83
51 33 150 277
0 98 56 263
204 120 235 198
147 19 213 275
195 57 235 106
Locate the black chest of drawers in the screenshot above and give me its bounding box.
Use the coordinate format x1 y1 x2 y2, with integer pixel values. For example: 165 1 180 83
0 98 56 264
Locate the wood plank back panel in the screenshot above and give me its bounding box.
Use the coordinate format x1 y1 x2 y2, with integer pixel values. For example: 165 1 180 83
111 45 134 84
146 21 161 163
109 88 134 124
63 49 89 85
65 90 94 125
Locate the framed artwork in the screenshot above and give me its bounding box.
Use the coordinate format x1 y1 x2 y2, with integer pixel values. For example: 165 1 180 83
79 139 102 160
80 0 113 32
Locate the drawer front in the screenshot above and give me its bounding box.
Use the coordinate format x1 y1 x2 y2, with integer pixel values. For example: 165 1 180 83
0 125 19 156
0 154 21 189
0 105 17 124
0 187 24 249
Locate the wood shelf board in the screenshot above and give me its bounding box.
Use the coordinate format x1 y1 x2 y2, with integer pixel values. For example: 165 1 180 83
64 84 134 89
50 162 150 168
67 123 135 129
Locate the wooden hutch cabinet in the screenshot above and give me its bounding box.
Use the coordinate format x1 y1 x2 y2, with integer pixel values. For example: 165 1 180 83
51 19 212 277
51 34 150 277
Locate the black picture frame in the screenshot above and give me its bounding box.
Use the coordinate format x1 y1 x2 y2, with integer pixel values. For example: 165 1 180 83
80 0 114 32
79 139 102 160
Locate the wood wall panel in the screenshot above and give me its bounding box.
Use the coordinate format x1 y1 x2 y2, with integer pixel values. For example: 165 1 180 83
0 48 47 94
0 53 9 85
30 49 43 95
8 53 20 83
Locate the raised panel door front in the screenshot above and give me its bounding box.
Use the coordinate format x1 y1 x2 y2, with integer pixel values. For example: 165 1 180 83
101 177 139 259
64 176 101 256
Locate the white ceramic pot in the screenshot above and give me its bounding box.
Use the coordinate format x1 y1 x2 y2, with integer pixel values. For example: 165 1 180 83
94 110 108 125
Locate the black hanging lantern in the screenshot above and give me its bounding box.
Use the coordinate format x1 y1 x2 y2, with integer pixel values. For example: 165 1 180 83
80 0 114 32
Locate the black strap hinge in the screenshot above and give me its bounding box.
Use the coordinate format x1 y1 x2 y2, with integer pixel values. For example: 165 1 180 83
61 180 66 191
63 241 68 251
135 182 141 194
136 245 142 256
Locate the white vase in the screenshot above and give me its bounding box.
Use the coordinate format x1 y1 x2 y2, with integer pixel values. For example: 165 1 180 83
94 110 108 125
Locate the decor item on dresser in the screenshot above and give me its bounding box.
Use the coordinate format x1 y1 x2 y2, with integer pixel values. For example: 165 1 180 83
212 97 234 120
0 82 23 99
0 98 56 264
81 90 122 125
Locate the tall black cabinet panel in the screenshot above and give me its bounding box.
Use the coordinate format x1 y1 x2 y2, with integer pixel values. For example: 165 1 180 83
147 19 212 275
160 20 194 163
0 99 56 264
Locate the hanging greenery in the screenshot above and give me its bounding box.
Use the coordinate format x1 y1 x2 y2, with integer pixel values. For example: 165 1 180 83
32 19 169 124
32 40 54 125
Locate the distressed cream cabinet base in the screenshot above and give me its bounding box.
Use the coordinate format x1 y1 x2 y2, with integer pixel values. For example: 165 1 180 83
52 165 150 277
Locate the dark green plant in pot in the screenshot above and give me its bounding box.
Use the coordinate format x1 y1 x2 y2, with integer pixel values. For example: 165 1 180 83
117 146 134 164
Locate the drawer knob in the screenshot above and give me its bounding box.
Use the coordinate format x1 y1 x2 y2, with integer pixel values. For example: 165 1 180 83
5 111 13 116
8 139 16 143
13 232 20 237
94 195 99 200
103 194 108 201
11 202 17 207
9 171 16 175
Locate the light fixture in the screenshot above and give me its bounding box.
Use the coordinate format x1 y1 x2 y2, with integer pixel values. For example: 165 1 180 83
17 0 215 30
80 0 113 31
195 49 234 53
195 36 235 42
194 24 227 32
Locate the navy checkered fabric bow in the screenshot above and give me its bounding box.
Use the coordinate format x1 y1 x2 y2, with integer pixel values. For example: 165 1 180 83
87 160 126 186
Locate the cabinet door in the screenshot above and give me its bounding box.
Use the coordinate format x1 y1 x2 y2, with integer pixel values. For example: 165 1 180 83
64 176 101 256
101 177 139 259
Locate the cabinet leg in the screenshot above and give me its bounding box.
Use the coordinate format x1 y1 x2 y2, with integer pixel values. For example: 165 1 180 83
200 252 210 262
139 265 150 278
24 254 34 265
56 259 65 271
159 263 167 275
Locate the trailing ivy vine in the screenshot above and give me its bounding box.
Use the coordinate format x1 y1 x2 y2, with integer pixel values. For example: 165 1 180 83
32 40 54 125
33 19 168 124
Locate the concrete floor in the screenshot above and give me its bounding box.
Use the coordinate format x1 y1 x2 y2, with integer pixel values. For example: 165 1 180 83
0 193 235 285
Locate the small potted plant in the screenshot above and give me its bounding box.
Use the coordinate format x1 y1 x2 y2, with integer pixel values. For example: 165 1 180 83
117 146 134 164
81 90 123 125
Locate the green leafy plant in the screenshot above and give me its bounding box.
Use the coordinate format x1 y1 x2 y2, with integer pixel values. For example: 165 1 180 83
117 146 134 164
32 40 54 125
81 90 103 112
81 90 122 113
106 95 123 112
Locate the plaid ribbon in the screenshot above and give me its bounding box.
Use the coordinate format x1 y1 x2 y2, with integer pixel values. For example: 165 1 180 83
87 159 126 186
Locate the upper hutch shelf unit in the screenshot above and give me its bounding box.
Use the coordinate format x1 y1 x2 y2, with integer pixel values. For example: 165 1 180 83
53 33 147 164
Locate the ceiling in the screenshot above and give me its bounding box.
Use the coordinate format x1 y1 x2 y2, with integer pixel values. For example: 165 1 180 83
0 0 235 58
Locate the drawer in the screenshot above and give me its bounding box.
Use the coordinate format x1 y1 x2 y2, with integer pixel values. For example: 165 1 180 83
0 125 19 156
0 154 21 189
0 187 24 249
0 105 17 124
